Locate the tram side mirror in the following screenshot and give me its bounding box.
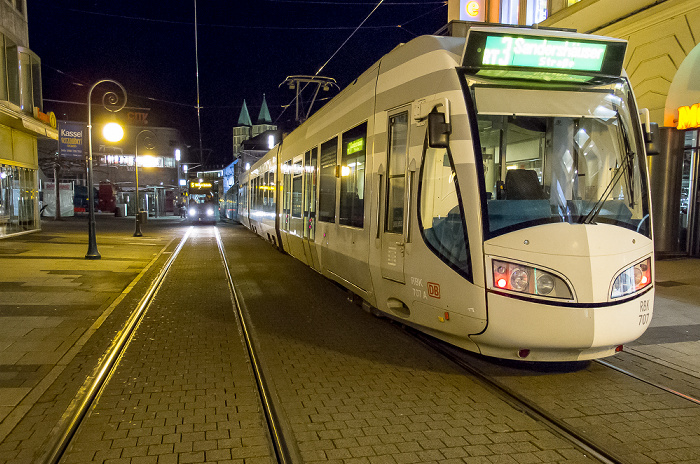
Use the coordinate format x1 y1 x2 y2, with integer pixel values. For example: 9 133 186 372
428 112 451 148
643 122 660 156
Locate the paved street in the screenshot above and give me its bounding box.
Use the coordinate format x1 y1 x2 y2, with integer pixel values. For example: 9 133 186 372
0 216 699 463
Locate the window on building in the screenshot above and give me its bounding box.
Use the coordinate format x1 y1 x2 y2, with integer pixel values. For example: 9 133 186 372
500 0 519 24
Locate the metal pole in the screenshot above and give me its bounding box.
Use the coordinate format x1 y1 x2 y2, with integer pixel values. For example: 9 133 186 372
85 79 127 259
134 129 154 237
134 151 142 237
85 84 100 259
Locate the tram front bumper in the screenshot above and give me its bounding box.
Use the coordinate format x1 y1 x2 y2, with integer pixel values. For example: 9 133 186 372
470 289 654 362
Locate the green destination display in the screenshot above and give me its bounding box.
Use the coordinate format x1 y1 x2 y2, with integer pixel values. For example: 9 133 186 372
347 138 364 154
482 35 607 72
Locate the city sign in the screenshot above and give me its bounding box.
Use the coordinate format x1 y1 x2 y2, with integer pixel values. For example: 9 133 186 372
463 30 627 78
58 121 86 158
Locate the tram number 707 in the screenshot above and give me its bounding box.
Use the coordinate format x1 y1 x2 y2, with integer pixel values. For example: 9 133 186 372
639 300 651 325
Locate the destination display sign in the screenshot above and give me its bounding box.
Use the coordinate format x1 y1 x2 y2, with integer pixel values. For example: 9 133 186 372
463 29 627 79
482 36 607 72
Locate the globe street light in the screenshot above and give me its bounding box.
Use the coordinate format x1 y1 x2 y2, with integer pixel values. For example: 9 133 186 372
85 79 126 260
134 129 155 237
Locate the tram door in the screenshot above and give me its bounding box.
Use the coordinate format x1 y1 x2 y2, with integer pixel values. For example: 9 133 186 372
282 160 292 231
303 147 320 269
381 110 409 283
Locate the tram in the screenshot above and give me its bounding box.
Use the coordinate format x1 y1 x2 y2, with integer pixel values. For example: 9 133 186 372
187 179 218 224
238 25 655 361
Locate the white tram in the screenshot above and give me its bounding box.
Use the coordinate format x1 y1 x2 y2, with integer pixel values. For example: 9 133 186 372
238 26 655 361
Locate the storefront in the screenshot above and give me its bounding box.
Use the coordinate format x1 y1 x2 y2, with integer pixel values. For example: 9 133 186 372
658 42 700 257
0 162 37 235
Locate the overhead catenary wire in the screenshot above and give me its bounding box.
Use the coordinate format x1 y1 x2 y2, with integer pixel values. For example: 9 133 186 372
193 0 205 165
275 0 386 124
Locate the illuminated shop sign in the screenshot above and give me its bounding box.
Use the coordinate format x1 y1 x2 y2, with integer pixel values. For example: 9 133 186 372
457 0 485 22
677 103 700 130
463 30 627 79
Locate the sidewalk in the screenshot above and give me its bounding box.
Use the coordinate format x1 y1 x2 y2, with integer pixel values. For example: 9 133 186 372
0 215 185 446
626 258 700 377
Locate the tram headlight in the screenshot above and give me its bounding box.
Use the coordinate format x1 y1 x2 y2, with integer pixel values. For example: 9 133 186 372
189 207 197 216
206 207 214 216
492 259 573 300
611 258 651 299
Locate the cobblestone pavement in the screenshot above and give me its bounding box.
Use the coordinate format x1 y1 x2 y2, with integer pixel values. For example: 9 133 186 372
62 226 274 464
219 225 596 464
0 216 184 462
1 218 699 463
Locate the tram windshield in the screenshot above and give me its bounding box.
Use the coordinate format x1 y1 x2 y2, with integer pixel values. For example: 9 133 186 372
468 78 650 239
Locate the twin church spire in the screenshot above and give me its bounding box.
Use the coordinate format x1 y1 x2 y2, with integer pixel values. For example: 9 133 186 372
237 94 272 127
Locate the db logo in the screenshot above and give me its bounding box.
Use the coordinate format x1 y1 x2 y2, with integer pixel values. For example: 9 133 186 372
428 282 440 299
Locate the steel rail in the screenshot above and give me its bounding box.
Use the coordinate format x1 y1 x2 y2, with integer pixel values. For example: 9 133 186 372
596 359 700 406
411 332 627 464
40 227 193 464
215 227 300 464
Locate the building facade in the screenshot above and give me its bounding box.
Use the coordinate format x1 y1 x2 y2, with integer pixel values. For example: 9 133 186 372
39 122 187 217
0 0 58 237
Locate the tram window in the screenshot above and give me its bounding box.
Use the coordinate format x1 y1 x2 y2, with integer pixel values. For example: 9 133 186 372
419 145 471 278
268 170 276 212
386 113 408 233
283 161 292 219
319 137 338 223
473 84 650 238
292 160 303 218
339 122 367 228
263 172 269 209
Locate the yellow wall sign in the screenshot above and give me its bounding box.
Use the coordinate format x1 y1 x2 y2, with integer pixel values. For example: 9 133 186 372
190 181 213 189
677 103 700 130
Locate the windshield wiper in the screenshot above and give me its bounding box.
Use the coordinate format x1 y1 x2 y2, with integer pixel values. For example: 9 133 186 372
580 112 636 225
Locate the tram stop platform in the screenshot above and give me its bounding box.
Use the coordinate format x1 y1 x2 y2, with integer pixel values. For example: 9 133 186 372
0 215 698 463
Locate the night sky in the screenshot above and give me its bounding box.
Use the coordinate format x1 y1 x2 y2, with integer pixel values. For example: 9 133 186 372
27 0 448 166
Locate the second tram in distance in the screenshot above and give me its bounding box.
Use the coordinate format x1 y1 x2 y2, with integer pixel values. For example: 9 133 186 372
238 25 655 361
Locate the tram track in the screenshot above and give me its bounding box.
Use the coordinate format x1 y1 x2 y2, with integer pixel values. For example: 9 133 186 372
39 227 194 464
410 331 627 464
595 358 700 406
215 227 300 464
38 226 296 464
409 328 700 464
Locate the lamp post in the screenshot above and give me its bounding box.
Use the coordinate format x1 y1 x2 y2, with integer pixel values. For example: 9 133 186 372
134 129 155 237
85 79 127 260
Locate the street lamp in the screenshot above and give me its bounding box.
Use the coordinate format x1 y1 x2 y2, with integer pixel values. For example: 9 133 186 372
85 79 127 260
134 129 155 237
